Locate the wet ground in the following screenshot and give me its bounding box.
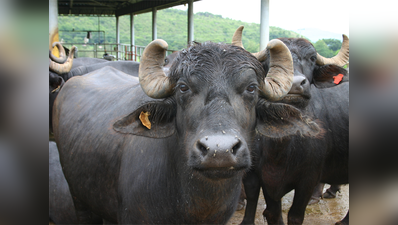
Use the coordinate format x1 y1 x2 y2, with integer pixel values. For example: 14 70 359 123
228 184 349 225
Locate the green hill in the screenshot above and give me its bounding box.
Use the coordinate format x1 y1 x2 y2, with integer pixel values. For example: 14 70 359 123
58 8 340 55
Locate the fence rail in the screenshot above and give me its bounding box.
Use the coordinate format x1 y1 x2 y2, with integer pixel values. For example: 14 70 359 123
61 43 176 62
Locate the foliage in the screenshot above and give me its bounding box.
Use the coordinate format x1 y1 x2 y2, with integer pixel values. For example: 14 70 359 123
313 38 342 58
322 38 342 52
58 8 338 55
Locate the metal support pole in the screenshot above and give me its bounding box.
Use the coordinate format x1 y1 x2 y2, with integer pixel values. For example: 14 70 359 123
260 0 270 50
188 0 194 44
98 16 100 44
152 7 157 40
130 13 135 56
49 0 59 56
116 16 120 60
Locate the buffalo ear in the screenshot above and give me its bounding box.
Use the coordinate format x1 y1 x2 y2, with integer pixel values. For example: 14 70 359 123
256 99 323 139
113 99 176 138
313 64 348 88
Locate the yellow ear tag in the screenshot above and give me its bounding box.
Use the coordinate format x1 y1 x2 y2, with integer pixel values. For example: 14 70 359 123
139 111 151 129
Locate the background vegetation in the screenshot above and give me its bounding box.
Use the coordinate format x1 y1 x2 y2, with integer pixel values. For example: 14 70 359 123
58 8 341 57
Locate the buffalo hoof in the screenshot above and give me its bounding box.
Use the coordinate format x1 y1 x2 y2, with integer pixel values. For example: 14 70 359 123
308 196 321 205
323 188 338 199
236 200 246 211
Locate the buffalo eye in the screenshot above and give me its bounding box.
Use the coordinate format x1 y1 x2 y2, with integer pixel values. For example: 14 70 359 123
246 84 257 93
310 56 316 62
179 84 189 93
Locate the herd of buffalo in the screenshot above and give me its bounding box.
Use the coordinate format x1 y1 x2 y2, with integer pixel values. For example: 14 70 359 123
49 26 349 224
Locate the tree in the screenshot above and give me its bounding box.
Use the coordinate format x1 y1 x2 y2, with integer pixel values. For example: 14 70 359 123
58 9 308 52
322 38 342 52
314 39 334 58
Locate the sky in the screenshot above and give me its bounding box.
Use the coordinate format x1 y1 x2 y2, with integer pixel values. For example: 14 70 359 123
173 0 349 36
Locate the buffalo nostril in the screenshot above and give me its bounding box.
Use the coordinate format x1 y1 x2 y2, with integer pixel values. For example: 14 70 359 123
196 142 208 155
231 140 241 155
289 76 307 95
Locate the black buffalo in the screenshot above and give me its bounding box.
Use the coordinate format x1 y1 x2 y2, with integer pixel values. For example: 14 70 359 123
49 43 141 134
164 51 179 67
71 57 108 69
232 26 349 225
52 39 323 223
49 43 76 135
59 60 140 81
309 183 342 204
49 141 103 224
49 48 179 223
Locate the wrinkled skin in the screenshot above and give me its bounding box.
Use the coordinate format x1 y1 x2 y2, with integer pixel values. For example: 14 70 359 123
53 41 318 224
241 38 349 225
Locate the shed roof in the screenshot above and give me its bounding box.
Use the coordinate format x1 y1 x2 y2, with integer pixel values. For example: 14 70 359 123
58 0 201 17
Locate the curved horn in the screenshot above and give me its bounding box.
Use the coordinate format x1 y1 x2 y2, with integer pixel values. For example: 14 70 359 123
260 39 294 101
316 34 349 66
231 26 268 61
49 46 76 74
139 39 174 99
49 42 67 63
232 25 244 48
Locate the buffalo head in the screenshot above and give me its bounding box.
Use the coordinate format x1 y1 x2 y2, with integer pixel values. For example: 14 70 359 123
232 26 349 109
112 39 313 179
49 43 76 133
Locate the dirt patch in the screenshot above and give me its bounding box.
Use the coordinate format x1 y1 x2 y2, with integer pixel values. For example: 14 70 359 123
228 184 349 225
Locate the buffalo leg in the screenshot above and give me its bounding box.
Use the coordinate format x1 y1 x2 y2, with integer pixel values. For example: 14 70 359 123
240 171 261 225
236 182 247 211
308 183 325 205
262 191 284 225
287 184 315 225
323 184 341 199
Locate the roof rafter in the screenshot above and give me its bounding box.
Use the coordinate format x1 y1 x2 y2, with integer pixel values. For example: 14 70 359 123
58 0 200 16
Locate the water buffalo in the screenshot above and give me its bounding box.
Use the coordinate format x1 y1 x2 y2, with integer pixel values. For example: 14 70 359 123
49 141 103 224
52 39 323 223
164 51 179 67
49 43 141 84
71 57 108 69
232 26 349 225
59 60 140 81
309 183 342 205
49 43 76 135
49 43 141 134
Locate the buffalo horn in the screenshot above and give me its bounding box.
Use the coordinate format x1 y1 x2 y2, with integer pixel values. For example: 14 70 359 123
49 46 76 74
316 34 349 67
49 42 67 63
232 26 268 61
138 39 174 99
231 26 293 101
231 25 245 48
261 39 294 101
